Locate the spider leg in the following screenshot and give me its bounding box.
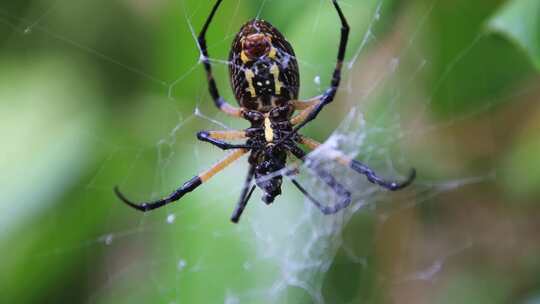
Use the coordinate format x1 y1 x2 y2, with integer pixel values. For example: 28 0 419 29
290 98 320 125
230 166 256 223
290 179 347 214
197 130 251 150
299 136 416 190
198 0 243 118
291 97 322 110
290 97 321 125
288 0 350 131
289 144 351 215
115 149 248 212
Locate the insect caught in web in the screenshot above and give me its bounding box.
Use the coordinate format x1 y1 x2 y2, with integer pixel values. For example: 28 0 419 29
114 0 416 223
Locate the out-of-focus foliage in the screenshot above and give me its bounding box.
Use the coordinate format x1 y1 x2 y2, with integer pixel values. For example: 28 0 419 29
488 0 540 70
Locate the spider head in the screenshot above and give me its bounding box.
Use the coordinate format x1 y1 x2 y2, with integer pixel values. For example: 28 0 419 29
254 148 286 204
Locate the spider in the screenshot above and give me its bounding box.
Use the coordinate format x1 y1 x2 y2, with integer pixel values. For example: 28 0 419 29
115 0 416 223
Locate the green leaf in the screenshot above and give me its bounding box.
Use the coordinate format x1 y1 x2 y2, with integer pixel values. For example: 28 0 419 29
487 0 540 70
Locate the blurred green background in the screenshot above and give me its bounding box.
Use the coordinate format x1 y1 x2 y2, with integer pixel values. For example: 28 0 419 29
1 0 540 303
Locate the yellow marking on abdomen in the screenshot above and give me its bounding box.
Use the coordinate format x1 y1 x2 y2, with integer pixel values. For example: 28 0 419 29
244 69 257 97
270 64 283 94
241 51 250 63
264 116 274 142
268 47 277 59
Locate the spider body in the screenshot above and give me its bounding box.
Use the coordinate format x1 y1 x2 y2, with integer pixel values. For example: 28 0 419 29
115 0 416 223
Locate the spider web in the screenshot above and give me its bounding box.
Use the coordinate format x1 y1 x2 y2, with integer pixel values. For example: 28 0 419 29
0 0 531 303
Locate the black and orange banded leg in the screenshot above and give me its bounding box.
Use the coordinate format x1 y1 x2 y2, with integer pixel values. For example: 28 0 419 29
292 97 322 110
230 165 256 223
290 97 322 125
289 144 352 215
197 130 251 150
198 0 243 118
298 136 416 190
115 149 248 212
288 0 349 132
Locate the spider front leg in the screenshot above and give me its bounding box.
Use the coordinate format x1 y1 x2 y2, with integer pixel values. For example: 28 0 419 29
291 97 321 110
299 136 416 190
197 130 252 150
198 0 243 118
289 0 350 132
115 149 248 211
290 96 322 125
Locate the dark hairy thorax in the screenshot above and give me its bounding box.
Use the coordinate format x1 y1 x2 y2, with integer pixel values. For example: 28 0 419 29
229 19 300 113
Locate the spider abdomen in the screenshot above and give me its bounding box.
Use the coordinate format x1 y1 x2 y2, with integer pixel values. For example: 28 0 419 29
229 19 299 112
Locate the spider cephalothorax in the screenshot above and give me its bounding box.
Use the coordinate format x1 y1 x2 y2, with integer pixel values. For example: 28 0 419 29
115 0 416 223
244 106 294 205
